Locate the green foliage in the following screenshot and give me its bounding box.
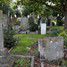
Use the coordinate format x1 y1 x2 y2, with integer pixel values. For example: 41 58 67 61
0 0 14 16
29 23 38 32
28 16 38 31
48 26 64 36
0 0 10 5
57 15 64 26
64 60 67 67
4 25 17 49
14 58 31 67
22 6 33 16
11 34 46 55
57 20 63 26
59 30 67 48
20 0 67 16
15 10 21 17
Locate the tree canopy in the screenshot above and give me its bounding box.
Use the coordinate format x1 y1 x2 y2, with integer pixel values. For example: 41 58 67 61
0 0 14 16
19 0 67 29
0 0 67 29
20 0 67 12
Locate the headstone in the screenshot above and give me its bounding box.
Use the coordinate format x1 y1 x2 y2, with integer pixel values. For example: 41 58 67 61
20 17 29 30
40 23 46 34
38 37 64 61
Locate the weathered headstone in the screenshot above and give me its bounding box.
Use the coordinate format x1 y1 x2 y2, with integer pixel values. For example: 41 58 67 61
38 37 64 61
20 17 29 30
40 23 46 34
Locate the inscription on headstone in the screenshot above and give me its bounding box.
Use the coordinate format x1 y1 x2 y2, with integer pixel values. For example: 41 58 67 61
38 37 64 61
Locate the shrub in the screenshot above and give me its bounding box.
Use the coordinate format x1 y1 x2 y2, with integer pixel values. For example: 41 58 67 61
28 16 38 31
3 25 18 49
59 30 67 48
48 26 64 36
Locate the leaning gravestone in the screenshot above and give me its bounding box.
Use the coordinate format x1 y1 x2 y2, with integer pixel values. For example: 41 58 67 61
38 37 64 67
0 10 14 67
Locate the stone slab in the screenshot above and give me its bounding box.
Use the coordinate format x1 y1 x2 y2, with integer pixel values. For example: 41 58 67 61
38 37 64 61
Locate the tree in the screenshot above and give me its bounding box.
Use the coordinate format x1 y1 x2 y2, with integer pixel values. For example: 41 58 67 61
0 0 14 16
19 0 67 29
0 0 17 49
22 6 33 17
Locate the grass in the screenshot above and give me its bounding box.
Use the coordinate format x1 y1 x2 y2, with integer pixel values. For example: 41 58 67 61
11 26 64 55
11 34 46 55
14 58 31 67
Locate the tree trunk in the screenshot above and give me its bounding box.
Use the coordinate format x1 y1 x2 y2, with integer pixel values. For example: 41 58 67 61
63 1 67 29
64 11 67 29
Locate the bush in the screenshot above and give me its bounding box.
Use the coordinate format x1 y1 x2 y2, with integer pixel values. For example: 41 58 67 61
48 26 64 36
3 25 18 49
29 23 38 32
59 30 67 48
28 16 38 31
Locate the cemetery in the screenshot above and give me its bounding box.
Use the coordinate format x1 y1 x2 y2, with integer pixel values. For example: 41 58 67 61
0 0 67 67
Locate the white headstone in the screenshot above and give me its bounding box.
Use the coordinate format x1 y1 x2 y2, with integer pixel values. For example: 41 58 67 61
41 23 46 34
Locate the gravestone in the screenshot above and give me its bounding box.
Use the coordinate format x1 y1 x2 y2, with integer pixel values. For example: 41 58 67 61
20 17 29 30
38 37 64 61
38 37 64 67
40 23 46 34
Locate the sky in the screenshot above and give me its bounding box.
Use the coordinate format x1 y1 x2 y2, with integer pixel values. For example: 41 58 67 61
12 0 17 2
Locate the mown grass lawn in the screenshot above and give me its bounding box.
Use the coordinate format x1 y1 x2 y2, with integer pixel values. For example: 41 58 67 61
11 34 46 55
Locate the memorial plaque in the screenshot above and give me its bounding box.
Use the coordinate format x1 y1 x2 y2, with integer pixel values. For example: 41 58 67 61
38 37 64 61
